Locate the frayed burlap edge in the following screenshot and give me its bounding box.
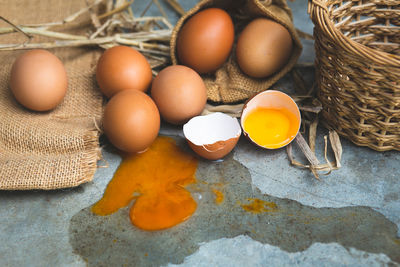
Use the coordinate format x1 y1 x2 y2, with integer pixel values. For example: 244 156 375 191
0 129 101 190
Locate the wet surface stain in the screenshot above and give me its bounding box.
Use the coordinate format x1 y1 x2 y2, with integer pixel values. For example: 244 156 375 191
212 189 224 205
241 198 278 213
69 138 400 266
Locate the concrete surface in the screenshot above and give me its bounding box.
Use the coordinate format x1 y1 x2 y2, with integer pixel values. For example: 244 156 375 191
1 0 400 266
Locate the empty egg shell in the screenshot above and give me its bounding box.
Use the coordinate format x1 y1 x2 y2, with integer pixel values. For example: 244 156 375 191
183 112 241 160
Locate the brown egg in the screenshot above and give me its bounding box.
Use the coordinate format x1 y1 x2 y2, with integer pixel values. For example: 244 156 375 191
236 18 293 78
151 65 207 125
183 112 241 160
177 8 234 74
103 90 160 153
96 45 152 98
10 49 67 111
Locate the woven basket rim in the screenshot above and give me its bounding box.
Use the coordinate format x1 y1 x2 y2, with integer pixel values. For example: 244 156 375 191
308 0 400 66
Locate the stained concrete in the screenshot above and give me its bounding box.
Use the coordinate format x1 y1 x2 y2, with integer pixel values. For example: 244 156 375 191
69 137 400 266
1 0 400 266
168 236 396 267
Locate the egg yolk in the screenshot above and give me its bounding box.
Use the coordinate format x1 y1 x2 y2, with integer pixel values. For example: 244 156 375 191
92 136 198 231
243 107 299 149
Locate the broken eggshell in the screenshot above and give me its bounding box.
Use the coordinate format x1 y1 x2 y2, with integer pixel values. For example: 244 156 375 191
183 112 241 160
241 90 301 149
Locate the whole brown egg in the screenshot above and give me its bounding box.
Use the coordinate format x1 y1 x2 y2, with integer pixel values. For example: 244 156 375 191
10 49 68 111
96 46 152 98
236 18 293 78
151 65 207 125
177 8 234 74
103 90 160 153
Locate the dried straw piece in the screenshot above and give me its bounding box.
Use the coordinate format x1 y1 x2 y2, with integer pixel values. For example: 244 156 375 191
294 133 320 179
286 143 308 167
201 103 244 118
0 16 32 40
329 130 342 168
309 116 318 152
98 0 133 20
286 125 343 179
106 0 113 13
86 0 102 29
164 0 185 16
90 19 112 39
323 135 333 175
0 34 170 55
153 0 168 19
296 28 314 40
0 27 87 40
299 105 322 113
141 0 154 17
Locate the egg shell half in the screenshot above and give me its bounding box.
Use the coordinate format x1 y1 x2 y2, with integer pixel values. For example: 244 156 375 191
240 90 301 149
183 112 241 160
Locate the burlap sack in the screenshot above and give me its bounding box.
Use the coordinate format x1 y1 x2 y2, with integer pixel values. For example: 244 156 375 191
170 0 302 103
0 0 103 190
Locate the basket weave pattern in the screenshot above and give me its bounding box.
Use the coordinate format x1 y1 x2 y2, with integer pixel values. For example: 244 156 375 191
309 0 400 151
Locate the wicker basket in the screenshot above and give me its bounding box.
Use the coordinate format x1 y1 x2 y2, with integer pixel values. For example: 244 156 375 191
308 0 400 151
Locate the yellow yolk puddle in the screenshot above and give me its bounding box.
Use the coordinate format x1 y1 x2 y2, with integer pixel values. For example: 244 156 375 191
212 189 224 204
92 136 198 231
243 107 299 149
241 198 278 213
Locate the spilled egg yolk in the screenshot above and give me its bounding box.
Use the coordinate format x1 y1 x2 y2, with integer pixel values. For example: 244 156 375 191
92 136 198 231
243 107 299 149
241 198 278 213
212 189 224 204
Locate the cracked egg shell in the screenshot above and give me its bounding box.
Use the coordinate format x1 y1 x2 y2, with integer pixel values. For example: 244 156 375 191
183 112 241 160
240 90 301 149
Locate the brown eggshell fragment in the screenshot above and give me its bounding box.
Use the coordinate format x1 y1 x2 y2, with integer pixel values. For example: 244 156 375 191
103 90 160 153
183 112 241 160
151 65 207 125
177 8 234 74
236 18 293 78
96 45 152 98
10 49 68 111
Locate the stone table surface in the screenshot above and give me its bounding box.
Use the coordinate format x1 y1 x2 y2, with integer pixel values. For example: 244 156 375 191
1 1 399 266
